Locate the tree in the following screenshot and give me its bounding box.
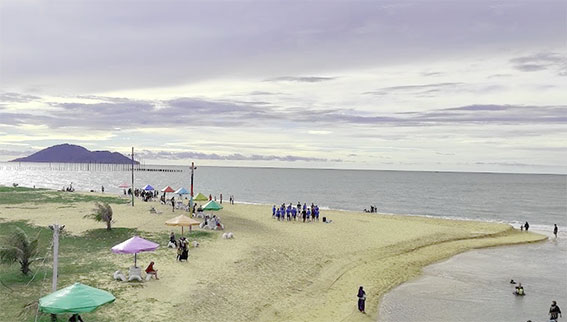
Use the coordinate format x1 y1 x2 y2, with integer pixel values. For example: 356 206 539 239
0 227 40 275
85 202 114 230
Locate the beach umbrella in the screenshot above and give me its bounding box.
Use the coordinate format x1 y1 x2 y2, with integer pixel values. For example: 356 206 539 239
143 184 154 191
165 214 200 234
111 236 159 267
202 200 223 211
39 282 115 314
118 183 130 188
175 187 189 195
194 192 208 201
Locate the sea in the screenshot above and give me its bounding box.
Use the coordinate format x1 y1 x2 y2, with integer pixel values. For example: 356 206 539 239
1 162 566 321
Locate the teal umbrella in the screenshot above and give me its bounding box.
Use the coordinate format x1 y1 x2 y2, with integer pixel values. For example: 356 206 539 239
202 200 223 211
39 283 115 314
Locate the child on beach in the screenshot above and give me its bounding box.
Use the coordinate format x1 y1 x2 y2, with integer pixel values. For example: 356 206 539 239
145 261 159 280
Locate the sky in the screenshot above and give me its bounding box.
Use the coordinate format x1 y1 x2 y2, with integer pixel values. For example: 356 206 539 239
0 0 566 174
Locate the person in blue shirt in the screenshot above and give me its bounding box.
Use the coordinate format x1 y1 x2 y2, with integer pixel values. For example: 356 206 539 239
286 206 291 221
272 205 276 217
292 207 297 220
276 208 281 220
306 208 311 221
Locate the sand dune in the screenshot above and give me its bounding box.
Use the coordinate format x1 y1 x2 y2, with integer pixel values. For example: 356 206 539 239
0 195 546 321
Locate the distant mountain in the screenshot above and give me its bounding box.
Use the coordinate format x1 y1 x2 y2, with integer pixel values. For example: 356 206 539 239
10 144 139 164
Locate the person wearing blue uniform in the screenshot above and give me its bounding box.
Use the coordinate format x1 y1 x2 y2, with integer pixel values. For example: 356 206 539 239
276 208 281 220
306 208 311 222
292 207 297 220
272 205 276 217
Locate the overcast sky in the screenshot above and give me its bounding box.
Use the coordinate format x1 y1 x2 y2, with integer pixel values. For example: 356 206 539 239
1 0 566 173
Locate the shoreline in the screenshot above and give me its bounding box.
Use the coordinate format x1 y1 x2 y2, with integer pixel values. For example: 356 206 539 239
0 189 547 321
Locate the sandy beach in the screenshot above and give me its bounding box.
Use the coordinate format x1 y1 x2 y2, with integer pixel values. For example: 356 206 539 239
0 192 547 321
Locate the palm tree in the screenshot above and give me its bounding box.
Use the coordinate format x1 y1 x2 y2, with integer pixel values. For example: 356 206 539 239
85 202 114 230
0 227 40 275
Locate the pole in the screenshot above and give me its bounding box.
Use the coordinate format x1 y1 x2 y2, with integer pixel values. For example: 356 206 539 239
49 224 64 322
189 162 195 214
131 147 134 207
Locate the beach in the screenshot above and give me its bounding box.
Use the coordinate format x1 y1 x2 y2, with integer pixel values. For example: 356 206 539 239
0 190 547 321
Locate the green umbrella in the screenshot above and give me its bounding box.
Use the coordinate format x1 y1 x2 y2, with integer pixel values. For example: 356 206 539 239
202 200 223 211
39 283 115 314
194 193 208 201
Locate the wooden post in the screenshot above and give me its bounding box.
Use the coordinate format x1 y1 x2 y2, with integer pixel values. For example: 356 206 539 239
49 224 64 322
131 147 135 207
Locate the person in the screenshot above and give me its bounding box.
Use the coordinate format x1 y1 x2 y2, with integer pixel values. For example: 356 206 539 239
357 286 366 313
145 261 159 280
171 196 175 212
168 232 177 248
524 221 530 231
101 185 104 193
554 224 559 238
510 279 516 284
550 301 562 321
521 224 524 231
178 237 188 261
209 194 212 201
272 205 276 217
220 193 223 204
69 314 84 322
514 283 525 296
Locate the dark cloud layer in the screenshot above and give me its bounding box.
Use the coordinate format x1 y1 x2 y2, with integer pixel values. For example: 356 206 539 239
137 150 331 162
510 52 567 75
1 95 566 130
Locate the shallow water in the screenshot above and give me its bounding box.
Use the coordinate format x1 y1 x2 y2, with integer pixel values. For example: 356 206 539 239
379 231 567 322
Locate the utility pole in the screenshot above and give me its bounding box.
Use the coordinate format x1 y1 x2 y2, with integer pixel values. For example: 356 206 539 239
49 224 64 322
189 162 196 213
131 147 134 207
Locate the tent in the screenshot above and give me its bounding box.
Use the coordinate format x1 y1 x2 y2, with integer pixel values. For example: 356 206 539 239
118 183 130 188
161 186 175 193
175 187 189 195
165 214 200 234
39 283 115 314
111 236 159 267
194 192 208 201
143 184 154 191
202 200 223 211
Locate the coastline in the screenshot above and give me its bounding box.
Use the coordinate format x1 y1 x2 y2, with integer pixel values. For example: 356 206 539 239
0 190 547 321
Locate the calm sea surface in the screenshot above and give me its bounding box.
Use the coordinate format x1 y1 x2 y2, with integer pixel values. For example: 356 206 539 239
1 162 564 229
1 162 566 321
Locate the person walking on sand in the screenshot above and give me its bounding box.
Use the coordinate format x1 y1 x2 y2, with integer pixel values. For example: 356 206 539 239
357 286 366 313
524 221 530 231
550 301 562 321
220 193 223 204
171 196 175 212
554 224 559 238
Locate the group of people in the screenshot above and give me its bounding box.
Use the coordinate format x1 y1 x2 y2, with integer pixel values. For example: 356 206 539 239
510 280 562 321
169 232 189 261
510 279 525 296
272 202 321 222
520 222 560 238
363 205 378 213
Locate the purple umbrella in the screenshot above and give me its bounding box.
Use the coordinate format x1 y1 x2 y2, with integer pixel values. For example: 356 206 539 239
111 236 159 267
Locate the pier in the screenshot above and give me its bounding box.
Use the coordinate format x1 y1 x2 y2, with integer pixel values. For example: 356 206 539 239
0 162 183 173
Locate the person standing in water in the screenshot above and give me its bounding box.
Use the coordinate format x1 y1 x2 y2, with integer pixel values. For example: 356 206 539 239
357 286 366 313
554 224 558 238
524 221 530 231
549 301 562 321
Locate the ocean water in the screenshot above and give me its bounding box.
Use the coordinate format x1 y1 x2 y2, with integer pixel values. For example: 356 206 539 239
379 232 567 322
0 163 565 229
1 163 566 321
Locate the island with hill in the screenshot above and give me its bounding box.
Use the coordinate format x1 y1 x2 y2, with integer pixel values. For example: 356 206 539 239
10 143 139 164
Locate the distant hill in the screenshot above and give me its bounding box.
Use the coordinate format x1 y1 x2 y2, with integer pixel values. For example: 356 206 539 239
10 144 139 164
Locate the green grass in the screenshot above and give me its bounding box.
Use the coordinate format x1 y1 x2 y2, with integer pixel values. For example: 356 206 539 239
0 186 128 205
0 220 215 321
0 221 144 321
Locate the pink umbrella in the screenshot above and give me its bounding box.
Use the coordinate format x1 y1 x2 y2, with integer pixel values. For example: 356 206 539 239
111 236 159 267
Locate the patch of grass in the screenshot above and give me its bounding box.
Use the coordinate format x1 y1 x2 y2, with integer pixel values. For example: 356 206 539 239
0 186 128 205
0 221 148 321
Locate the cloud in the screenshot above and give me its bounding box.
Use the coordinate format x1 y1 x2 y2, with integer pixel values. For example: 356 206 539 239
0 92 41 103
510 52 567 75
264 76 336 83
364 82 464 96
137 150 334 162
